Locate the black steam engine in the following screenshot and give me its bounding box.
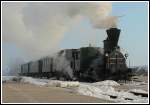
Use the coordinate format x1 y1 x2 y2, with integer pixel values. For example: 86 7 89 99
103 28 131 81
19 28 132 82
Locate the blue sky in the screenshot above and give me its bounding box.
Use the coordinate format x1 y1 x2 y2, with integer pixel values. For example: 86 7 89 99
112 2 148 66
3 2 148 68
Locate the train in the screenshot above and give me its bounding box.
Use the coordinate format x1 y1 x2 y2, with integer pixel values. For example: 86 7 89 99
19 28 132 82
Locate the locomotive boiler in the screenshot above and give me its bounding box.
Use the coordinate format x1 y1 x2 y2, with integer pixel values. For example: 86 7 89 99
19 28 132 82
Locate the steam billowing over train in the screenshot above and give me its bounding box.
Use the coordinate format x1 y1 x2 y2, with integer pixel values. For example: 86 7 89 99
19 28 132 82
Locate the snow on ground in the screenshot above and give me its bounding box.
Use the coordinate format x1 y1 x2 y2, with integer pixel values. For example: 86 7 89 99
92 80 120 86
46 80 79 88
2 76 148 103
129 89 147 94
2 76 48 86
77 82 148 103
20 77 48 86
2 76 18 82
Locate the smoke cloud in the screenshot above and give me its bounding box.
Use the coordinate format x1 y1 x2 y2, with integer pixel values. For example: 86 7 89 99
53 51 74 79
2 2 116 75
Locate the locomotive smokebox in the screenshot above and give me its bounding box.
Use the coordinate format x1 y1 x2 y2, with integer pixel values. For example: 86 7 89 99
104 28 121 53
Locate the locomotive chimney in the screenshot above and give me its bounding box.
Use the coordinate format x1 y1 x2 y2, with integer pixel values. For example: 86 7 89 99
103 28 121 54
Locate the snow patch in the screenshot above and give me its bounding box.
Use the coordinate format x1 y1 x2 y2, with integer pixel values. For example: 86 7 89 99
2 76 21 82
20 77 47 86
92 80 120 86
77 84 110 100
77 81 148 103
46 80 79 88
129 89 147 94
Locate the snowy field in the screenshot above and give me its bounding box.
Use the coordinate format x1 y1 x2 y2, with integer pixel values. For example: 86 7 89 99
2 76 148 103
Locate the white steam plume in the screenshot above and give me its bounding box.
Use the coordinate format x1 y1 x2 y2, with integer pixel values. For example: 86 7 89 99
2 2 116 75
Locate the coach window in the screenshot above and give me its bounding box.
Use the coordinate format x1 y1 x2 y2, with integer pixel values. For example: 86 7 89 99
44 59 45 66
76 53 78 59
46 59 47 65
47 59 48 65
70 61 73 69
72 52 75 58
44 59 46 67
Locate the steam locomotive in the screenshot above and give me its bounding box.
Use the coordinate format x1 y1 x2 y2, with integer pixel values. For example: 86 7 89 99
19 28 132 82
